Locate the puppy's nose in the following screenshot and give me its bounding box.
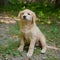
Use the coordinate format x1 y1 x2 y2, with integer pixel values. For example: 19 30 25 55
23 16 26 19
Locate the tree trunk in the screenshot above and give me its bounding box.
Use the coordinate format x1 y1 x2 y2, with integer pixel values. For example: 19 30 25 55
0 0 4 6
22 0 43 3
0 0 9 6
55 0 60 8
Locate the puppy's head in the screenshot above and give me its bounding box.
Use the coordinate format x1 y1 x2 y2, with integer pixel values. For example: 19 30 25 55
18 9 36 24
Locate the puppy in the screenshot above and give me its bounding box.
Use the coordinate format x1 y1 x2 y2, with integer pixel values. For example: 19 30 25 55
18 9 58 57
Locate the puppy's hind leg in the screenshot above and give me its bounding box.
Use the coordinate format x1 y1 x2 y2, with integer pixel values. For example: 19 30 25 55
39 35 47 54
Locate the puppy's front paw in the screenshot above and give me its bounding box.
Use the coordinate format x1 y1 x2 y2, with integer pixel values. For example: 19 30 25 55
18 47 23 52
41 49 46 54
27 52 32 57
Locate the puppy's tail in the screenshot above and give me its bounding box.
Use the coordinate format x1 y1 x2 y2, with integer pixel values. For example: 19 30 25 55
47 45 58 50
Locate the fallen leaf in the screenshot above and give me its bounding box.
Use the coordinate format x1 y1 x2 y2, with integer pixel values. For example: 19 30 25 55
4 20 10 24
47 20 51 24
12 35 18 39
0 20 4 22
41 22 44 24
9 21 16 23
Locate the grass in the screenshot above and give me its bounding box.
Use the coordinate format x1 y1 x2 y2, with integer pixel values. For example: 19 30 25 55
0 19 60 60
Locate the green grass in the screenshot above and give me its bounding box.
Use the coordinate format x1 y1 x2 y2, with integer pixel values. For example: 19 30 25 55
0 20 60 59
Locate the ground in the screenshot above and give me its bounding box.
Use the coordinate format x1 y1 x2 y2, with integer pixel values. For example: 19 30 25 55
0 15 60 60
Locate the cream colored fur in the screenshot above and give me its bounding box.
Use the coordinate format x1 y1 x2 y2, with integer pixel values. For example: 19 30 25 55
18 9 58 57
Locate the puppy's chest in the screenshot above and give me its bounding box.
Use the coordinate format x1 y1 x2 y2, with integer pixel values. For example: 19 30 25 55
21 28 32 40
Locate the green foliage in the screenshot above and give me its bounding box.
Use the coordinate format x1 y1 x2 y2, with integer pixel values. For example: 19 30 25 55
8 0 18 4
0 47 21 56
1 2 60 23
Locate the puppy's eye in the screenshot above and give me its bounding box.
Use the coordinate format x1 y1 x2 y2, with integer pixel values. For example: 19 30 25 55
21 13 24 15
28 13 30 15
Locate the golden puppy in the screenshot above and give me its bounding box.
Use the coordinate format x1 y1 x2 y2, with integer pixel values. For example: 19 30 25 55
18 9 58 57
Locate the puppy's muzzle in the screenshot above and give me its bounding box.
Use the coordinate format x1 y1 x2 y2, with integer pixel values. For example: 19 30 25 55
23 16 26 20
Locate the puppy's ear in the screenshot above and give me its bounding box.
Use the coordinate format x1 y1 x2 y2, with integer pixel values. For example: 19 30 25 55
32 12 36 24
18 11 23 19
